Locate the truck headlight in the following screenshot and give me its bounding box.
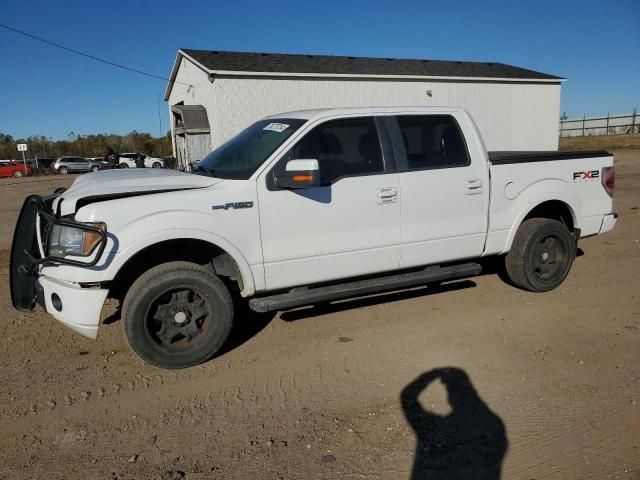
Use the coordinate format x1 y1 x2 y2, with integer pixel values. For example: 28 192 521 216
47 222 106 257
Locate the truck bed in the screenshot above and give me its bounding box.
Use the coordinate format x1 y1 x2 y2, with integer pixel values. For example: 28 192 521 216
489 150 612 165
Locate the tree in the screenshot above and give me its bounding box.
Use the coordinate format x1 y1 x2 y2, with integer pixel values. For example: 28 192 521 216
0 131 172 160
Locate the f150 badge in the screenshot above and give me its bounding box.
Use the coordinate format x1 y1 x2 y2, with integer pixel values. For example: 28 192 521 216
211 202 254 211
573 170 599 181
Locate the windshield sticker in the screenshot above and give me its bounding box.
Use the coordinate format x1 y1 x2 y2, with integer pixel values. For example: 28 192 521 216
263 122 290 133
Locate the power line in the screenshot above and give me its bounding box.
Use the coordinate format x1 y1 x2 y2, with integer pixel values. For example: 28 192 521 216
0 23 192 87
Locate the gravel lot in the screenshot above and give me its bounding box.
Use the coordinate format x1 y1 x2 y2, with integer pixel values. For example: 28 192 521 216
1 152 638 479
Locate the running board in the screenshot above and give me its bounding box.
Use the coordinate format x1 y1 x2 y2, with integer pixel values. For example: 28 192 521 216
248 263 482 313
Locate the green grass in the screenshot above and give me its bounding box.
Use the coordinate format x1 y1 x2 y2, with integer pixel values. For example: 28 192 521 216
559 133 640 151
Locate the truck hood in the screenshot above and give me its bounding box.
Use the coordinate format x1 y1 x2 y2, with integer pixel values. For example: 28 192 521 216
55 169 220 215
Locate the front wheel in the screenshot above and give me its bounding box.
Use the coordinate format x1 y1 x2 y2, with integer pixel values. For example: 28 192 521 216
91 165 99 173
504 218 576 292
122 261 234 368
119 162 129 169
12 170 23 178
58 166 68 175
152 162 162 168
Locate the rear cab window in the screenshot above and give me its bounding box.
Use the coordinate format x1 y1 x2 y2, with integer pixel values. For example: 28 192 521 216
388 115 470 171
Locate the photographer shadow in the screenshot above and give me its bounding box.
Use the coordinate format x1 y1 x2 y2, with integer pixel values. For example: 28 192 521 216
401 368 508 480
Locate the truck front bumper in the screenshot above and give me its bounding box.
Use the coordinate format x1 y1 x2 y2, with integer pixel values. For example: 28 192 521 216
599 213 618 234
38 276 108 338
11 194 109 339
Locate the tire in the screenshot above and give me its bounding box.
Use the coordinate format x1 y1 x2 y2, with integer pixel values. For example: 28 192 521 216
12 170 23 178
152 162 162 168
122 261 234 368
91 165 99 173
505 218 576 292
58 166 68 175
119 162 129 168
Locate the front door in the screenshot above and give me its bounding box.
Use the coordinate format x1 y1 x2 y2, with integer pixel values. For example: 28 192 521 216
76 157 91 172
257 116 401 291
69 158 83 171
387 114 489 267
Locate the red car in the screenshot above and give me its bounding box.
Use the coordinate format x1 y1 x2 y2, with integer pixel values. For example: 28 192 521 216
0 160 32 178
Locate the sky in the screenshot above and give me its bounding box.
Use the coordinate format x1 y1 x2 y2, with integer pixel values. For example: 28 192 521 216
0 0 638 140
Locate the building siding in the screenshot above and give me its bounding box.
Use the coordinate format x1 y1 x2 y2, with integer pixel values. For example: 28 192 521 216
169 57 561 160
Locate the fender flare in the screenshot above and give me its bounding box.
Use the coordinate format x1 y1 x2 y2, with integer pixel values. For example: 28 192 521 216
109 228 256 297
503 193 578 253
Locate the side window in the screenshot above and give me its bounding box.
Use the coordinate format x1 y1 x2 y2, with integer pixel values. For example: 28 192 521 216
284 117 383 183
395 115 469 170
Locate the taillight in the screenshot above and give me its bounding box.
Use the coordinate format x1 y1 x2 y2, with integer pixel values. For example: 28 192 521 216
602 166 615 197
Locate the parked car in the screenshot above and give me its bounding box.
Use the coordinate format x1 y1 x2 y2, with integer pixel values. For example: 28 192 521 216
87 156 118 170
117 153 164 169
10 106 617 369
51 156 108 174
28 158 56 170
0 160 32 178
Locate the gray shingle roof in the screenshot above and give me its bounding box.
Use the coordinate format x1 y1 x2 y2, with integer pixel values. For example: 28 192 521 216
181 49 563 80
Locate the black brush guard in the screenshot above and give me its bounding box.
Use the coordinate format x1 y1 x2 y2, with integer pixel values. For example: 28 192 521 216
10 194 107 311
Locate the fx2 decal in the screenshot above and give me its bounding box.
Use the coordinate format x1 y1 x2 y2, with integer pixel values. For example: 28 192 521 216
573 170 600 181
211 201 254 211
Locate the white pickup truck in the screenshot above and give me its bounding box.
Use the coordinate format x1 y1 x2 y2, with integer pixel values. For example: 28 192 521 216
10 107 617 368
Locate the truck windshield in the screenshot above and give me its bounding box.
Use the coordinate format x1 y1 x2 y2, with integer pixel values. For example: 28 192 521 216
194 118 306 179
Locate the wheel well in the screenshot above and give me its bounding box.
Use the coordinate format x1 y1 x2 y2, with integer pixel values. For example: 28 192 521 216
523 200 575 231
109 238 243 301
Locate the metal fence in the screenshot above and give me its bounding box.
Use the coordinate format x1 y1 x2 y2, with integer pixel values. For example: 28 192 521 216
560 109 639 137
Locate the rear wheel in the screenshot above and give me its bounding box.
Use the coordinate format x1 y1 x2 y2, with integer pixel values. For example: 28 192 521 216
58 166 68 175
119 162 129 169
91 165 99 173
12 170 23 178
122 261 234 368
505 218 575 292
152 162 162 168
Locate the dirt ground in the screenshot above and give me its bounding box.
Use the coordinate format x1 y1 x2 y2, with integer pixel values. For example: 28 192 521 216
0 153 639 480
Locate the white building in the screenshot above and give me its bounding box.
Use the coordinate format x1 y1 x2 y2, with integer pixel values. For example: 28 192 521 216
164 49 564 167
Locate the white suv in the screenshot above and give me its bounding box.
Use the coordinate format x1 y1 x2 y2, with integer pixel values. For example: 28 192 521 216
117 153 164 169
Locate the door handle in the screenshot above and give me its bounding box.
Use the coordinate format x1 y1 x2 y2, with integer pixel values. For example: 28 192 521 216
464 179 483 195
377 187 398 204
377 187 398 198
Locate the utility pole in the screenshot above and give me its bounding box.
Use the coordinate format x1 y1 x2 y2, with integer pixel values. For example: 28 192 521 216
157 94 163 138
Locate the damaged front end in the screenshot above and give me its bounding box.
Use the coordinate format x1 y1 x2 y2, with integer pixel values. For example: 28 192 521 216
10 192 108 311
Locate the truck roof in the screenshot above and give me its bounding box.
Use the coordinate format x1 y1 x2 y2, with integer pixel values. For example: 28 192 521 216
264 106 469 121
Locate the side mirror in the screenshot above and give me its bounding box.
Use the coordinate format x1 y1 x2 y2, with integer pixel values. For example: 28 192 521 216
275 159 322 189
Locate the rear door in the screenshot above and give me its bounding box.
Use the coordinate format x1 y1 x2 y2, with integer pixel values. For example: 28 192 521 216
387 113 489 267
257 115 401 290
